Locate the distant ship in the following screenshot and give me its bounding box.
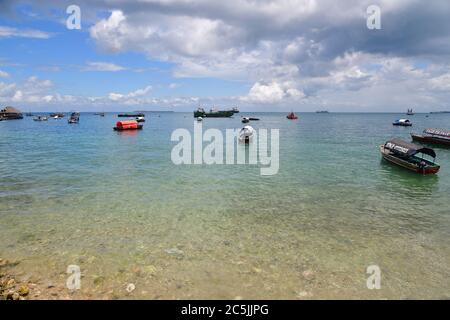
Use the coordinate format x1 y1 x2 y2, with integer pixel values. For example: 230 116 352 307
193 107 238 118
316 110 329 113
118 112 145 117
406 108 414 115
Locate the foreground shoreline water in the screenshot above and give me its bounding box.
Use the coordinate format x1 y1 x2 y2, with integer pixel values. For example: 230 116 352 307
1 113 449 299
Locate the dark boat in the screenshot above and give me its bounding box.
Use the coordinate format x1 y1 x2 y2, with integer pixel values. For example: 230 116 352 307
380 139 440 175
25 112 34 117
316 110 329 113
231 107 240 114
242 117 250 123
0 106 23 120
118 113 145 117
33 115 48 121
194 107 235 118
287 111 298 120
50 112 65 119
411 128 450 147
135 116 146 122
393 119 412 126
94 112 105 117
68 112 80 124
113 120 143 131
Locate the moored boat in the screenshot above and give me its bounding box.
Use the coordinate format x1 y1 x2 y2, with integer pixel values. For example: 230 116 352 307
239 125 255 144
68 112 80 124
411 128 450 147
113 120 143 131
406 108 414 115
193 107 235 118
33 115 48 121
135 116 146 122
393 119 412 126
242 117 250 123
0 106 23 120
287 111 298 120
50 112 65 119
118 113 145 117
380 139 440 174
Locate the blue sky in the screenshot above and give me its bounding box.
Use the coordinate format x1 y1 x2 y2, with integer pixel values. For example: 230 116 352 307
1 1 450 112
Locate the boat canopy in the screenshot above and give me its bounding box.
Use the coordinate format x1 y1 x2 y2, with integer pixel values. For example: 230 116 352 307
385 139 436 158
424 128 450 139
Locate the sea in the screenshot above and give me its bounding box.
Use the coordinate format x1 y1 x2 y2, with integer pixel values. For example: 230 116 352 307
0 112 449 299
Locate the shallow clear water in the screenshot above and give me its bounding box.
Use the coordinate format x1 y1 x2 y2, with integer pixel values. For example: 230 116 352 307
0 112 449 299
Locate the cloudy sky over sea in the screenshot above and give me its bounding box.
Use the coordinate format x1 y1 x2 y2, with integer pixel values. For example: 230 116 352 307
1 0 450 112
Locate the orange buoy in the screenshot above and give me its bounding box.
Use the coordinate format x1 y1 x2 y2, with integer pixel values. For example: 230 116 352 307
114 120 143 131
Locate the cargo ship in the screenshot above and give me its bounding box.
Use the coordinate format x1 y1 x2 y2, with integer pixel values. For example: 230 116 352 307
193 107 238 118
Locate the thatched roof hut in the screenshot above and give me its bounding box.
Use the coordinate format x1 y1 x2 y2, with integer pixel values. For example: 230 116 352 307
0 106 23 120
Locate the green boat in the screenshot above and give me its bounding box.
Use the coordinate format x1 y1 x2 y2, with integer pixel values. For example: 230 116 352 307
193 107 238 118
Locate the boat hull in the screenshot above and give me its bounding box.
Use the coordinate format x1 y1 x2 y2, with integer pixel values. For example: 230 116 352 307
393 123 412 126
114 125 143 131
380 146 440 174
194 111 234 118
411 134 450 147
118 113 145 117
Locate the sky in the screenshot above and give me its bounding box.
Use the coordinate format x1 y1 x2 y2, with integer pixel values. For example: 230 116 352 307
0 0 450 112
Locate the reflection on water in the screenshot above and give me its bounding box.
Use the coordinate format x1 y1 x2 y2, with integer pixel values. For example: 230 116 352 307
379 159 440 200
0 112 449 299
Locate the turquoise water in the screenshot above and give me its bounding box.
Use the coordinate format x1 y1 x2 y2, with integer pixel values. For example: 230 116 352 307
0 112 449 299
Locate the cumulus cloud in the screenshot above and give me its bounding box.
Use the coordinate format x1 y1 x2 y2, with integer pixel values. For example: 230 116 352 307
0 70 9 77
243 81 305 104
2 0 450 110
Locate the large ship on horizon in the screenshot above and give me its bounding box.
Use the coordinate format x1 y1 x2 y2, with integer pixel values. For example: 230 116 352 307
193 107 239 118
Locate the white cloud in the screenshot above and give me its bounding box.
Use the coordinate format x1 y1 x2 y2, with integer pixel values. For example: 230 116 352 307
243 81 305 104
3 1 450 110
84 61 126 72
0 26 51 39
0 70 9 78
108 85 152 102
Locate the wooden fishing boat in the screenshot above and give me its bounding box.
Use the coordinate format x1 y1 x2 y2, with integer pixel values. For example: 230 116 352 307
380 139 440 175
0 106 23 120
68 112 80 124
411 128 450 147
